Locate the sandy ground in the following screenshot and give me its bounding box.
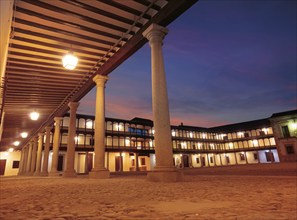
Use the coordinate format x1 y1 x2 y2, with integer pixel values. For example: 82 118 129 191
0 163 296 220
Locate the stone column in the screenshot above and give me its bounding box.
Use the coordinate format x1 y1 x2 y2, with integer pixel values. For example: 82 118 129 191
85 152 89 174
49 117 63 176
30 136 38 174
63 102 79 178
26 141 33 174
41 126 51 176
34 133 43 175
143 23 183 182
89 75 110 178
22 145 29 174
18 148 25 175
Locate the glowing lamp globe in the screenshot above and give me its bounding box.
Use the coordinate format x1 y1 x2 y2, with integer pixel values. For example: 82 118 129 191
30 111 39 120
20 132 28 138
13 141 20 146
62 53 78 70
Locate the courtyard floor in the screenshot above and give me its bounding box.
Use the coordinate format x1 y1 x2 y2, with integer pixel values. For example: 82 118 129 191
0 163 296 220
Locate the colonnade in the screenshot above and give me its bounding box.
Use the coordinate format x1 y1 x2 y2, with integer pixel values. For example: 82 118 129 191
18 24 179 182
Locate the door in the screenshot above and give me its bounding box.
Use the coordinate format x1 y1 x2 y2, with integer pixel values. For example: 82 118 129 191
265 151 275 163
202 157 206 167
87 153 93 171
182 155 189 167
115 156 122 172
58 155 64 171
0 160 6 175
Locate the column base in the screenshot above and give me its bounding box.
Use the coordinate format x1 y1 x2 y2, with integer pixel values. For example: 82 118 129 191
89 169 110 179
40 172 48 176
147 167 183 182
63 170 77 178
33 171 41 176
48 171 60 177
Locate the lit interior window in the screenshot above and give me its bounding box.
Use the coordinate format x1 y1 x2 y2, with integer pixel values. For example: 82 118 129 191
86 121 93 129
262 128 267 134
172 131 176 136
237 132 244 137
125 139 130 146
189 132 193 138
202 133 206 139
149 140 153 147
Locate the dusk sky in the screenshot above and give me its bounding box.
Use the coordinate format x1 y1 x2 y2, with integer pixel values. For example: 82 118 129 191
78 0 297 127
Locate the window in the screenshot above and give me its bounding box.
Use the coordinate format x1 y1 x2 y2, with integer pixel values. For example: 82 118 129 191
282 126 290 138
239 153 245 161
131 159 135 166
12 161 20 169
253 153 258 160
196 157 200 163
244 132 249 138
286 145 295 154
259 131 265 136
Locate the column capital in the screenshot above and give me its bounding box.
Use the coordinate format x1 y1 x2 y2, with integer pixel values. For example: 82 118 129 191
38 132 44 137
143 23 168 43
54 117 63 123
68 102 80 110
33 136 38 142
45 126 52 132
93 75 108 87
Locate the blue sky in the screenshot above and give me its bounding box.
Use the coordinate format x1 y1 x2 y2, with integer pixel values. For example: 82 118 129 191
78 0 297 127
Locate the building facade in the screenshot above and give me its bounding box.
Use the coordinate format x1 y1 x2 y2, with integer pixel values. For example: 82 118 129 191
1 110 296 176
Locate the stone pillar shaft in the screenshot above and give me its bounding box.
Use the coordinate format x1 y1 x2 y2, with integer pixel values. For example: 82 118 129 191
63 102 79 177
22 146 29 174
26 141 33 173
41 126 51 175
34 133 43 175
18 149 24 175
143 24 173 168
89 75 110 178
143 23 183 182
49 117 63 176
30 137 38 174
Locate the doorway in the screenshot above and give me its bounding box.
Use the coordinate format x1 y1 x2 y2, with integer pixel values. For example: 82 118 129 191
0 160 6 175
115 156 122 172
58 155 64 171
182 155 189 167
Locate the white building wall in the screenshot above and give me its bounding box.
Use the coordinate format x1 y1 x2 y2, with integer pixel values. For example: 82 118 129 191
0 151 21 176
